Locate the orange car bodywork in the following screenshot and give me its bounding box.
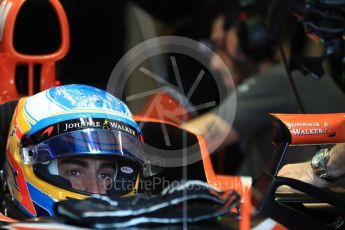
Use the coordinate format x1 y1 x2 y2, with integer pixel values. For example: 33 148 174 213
271 113 345 145
0 0 69 102
133 115 252 194
133 115 252 229
136 90 192 125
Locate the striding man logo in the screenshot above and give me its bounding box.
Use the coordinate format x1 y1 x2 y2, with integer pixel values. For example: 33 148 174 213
102 119 110 129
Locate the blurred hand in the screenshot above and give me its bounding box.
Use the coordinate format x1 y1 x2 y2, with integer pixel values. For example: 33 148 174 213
183 113 219 136
183 113 239 150
277 162 328 191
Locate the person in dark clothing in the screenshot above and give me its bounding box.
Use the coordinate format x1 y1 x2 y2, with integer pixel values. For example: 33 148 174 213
185 1 345 178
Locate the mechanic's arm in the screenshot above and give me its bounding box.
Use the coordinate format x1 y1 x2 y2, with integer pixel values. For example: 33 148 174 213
278 143 345 188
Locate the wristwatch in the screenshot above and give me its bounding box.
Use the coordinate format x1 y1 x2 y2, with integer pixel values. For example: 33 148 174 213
311 148 338 182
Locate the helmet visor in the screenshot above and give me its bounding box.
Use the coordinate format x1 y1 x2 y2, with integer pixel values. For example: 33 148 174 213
21 129 143 166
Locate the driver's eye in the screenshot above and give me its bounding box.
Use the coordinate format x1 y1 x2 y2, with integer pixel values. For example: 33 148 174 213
99 172 112 179
67 170 81 177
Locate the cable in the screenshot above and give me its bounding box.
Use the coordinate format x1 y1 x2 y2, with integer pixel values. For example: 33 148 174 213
278 41 306 113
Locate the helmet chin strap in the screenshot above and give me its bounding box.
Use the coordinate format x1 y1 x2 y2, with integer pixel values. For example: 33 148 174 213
47 159 59 176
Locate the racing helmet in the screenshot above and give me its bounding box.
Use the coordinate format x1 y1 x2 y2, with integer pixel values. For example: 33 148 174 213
1 84 148 218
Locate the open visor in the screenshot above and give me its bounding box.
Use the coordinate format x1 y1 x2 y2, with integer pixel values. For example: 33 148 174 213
21 129 160 177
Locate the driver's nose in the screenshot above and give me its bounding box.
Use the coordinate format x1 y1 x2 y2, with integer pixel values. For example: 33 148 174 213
84 177 106 194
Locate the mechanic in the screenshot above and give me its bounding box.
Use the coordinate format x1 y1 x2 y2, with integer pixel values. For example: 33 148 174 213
272 0 345 189
185 0 345 178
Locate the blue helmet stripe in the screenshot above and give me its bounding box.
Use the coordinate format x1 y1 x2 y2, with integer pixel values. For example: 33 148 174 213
27 182 55 216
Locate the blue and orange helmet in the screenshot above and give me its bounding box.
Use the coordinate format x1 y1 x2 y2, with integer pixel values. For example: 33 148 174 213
2 84 148 218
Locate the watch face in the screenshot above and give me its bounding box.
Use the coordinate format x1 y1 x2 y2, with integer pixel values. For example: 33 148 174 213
311 154 321 165
311 149 335 182
312 151 324 166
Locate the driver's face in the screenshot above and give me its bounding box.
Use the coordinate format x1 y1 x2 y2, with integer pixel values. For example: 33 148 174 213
58 156 117 194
